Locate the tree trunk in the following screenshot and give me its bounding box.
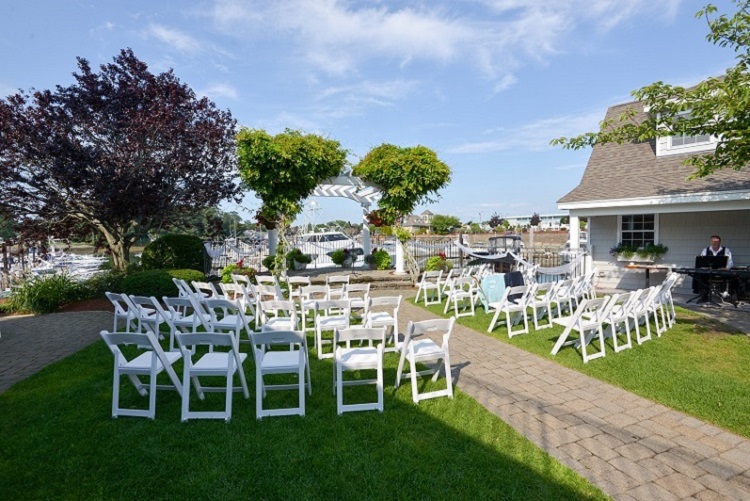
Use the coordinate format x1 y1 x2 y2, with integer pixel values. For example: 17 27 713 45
109 240 131 271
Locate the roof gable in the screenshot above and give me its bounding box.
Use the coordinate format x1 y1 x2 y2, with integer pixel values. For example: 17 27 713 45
557 101 750 205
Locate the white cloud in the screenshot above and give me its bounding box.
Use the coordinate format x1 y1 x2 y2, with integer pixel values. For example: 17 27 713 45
317 79 420 105
145 24 202 55
207 0 686 91
199 82 239 100
449 109 603 153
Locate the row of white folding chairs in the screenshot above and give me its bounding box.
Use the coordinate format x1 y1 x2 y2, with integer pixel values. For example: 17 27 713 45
100 313 454 421
549 272 679 363
415 264 492 307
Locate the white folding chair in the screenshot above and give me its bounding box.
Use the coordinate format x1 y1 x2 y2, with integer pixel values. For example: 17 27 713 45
550 278 576 318
172 278 194 298
258 299 298 332
162 296 212 351
255 275 284 302
364 295 402 353
219 282 257 320
551 296 611 363
333 327 386 414
629 287 658 344
298 285 329 334
395 317 455 403
128 295 166 335
442 276 478 318
343 282 370 321
602 292 636 353
105 292 137 332
203 298 253 344
100 330 183 419
251 330 311 419
487 285 531 337
176 331 249 422
287 276 311 301
327 275 350 300
415 270 443 306
191 281 221 300
314 299 351 359
528 281 556 330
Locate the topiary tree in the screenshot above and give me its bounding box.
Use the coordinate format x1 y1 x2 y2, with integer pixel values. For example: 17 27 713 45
140 234 206 271
236 128 347 276
353 144 451 282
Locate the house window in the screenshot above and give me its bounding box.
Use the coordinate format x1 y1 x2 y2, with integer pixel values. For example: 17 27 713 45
620 214 657 248
668 112 711 148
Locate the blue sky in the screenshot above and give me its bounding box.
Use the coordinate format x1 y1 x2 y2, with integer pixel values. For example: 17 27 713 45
1 0 736 227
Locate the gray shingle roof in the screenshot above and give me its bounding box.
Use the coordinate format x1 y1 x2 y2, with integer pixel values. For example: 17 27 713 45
557 100 750 205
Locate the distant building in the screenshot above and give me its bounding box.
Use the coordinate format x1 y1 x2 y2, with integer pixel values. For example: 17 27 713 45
402 210 434 232
504 213 567 230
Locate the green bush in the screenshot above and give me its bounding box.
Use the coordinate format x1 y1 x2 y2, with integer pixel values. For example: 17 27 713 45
120 269 204 297
366 248 392 270
425 255 453 272
7 274 88 314
140 234 206 271
262 255 276 272
82 270 125 297
220 263 258 284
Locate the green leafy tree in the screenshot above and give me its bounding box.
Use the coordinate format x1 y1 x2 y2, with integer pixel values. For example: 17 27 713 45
552 1 750 178
431 214 461 234
353 144 451 281
236 128 346 274
0 49 238 270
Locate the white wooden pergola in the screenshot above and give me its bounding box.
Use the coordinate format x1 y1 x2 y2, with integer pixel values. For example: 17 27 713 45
310 174 382 257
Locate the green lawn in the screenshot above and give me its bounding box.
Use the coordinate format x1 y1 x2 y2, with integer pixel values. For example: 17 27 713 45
0 335 607 499
419 299 750 438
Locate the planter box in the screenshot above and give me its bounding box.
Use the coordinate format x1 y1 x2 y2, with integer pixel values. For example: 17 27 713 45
293 261 308 270
616 254 658 264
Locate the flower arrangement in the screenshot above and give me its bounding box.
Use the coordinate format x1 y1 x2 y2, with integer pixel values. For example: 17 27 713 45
220 261 258 283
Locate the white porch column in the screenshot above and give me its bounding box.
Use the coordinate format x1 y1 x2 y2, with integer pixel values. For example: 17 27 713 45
362 207 371 256
395 240 406 275
569 216 580 251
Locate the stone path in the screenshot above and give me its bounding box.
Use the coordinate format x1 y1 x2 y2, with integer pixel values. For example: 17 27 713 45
1 296 749 500
396 299 750 501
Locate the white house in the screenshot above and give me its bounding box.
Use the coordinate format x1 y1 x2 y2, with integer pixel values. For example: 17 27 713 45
557 97 750 294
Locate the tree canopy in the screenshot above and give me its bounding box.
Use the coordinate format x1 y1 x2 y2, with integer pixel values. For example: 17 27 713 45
431 214 461 235
236 128 347 229
352 144 451 226
0 48 239 270
552 1 750 178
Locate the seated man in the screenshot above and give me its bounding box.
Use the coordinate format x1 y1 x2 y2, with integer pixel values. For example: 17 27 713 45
693 235 737 303
700 235 733 269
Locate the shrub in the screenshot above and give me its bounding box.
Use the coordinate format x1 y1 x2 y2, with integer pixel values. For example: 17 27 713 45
262 255 276 272
120 269 204 297
140 234 206 271
82 270 126 298
220 263 258 284
7 273 87 314
365 248 391 270
425 254 452 272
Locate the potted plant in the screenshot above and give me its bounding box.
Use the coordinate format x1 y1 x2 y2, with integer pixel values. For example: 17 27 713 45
364 247 391 270
330 248 357 267
610 242 668 262
286 248 312 270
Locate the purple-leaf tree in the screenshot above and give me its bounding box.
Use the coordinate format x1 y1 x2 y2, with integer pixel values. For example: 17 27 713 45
0 48 240 270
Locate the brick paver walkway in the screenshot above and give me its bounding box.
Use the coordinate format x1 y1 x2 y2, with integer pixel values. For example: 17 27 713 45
1 294 749 500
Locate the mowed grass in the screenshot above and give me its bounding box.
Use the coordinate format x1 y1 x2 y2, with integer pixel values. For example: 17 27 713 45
420 298 750 438
0 334 607 500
